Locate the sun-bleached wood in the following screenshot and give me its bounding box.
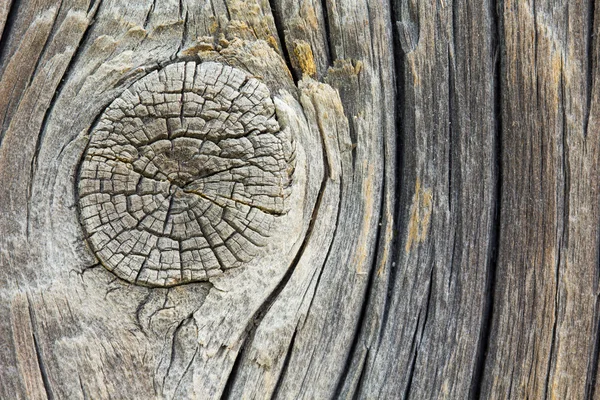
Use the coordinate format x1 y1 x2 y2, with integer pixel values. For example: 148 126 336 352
1 0 600 399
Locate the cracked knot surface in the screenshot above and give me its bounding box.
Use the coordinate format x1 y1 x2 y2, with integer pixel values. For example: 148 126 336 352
77 61 294 287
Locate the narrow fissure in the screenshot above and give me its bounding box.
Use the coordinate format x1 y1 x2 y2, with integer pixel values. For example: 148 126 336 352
28 298 54 400
220 335 247 399
271 329 298 399
332 2 401 382
161 314 193 393
543 65 568 399
584 0 596 137
351 349 370 400
26 0 64 88
268 0 297 84
588 296 600 400
27 0 102 238
403 265 434 400
402 323 420 400
590 5 600 384
143 0 156 29
333 145 388 398
378 0 407 343
447 45 455 212
0 0 18 72
220 111 335 391
469 0 503 398
321 0 335 64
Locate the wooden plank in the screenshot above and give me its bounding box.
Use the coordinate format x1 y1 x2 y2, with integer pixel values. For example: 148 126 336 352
263 0 397 398
346 0 498 398
1 0 600 398
482 0 600 398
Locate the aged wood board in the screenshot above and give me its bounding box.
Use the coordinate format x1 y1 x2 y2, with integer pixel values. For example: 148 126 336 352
0 0 599 398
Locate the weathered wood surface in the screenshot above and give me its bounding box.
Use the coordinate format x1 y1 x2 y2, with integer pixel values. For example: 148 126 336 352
0 0 599 399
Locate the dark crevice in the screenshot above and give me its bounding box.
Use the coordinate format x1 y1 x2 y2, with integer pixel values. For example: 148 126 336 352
162 315 193 392
25 0 64 239
543 256 560 400
27 0 64 88
301 194 340 321
588 296 600 399
28 297 54 400
469 0 502 398
268 0 297 84
333 7 400 383
544 67 568 400
171 346 198 400
584 0 596 137
403 263 435 400
590 5 600 384
321 0 335 64
0 0 18 71
178 10 188 57
77 373 88 400
378 0 407 343
275 141 344 393
402 320 421 400
351 349 369 400
403 266 434 400
86 0 97 13
271 329 298 399
333 147 388 398
222 1 231 22
221 112 335 391
143 0 157 29
27 1 101 239
220 335 247 399
447 45 455 212
532 0 538 72
331 1 401 382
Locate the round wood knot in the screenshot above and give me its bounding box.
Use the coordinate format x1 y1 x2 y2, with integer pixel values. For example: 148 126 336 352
77 61 294 287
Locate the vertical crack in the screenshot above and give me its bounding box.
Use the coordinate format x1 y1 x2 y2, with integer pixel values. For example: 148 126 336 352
270 330 297 399
219 111 335 392
447 44 455 212
321 0 335 64
0 0 18 69
26 0 64 88
469 0 502 398
220 335 246 400
27 0 101 239
28 297 54 400
590 4 600 382
544 59 568 400
267 0 297 83
351 349 369 400
143 0 156 29
585 0 596 137
588 303 600 400
403 264 434 400
333 151 387 398
379 0 407 342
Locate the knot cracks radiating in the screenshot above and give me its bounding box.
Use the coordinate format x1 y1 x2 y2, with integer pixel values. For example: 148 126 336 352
53 41 354 399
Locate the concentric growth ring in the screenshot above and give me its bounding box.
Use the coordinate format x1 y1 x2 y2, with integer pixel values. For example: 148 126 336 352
77 61 294 287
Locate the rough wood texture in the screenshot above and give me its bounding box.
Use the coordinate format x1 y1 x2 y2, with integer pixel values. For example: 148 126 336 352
0 0 599 399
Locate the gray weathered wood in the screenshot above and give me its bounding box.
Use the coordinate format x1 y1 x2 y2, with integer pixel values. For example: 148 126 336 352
1 0 600 399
